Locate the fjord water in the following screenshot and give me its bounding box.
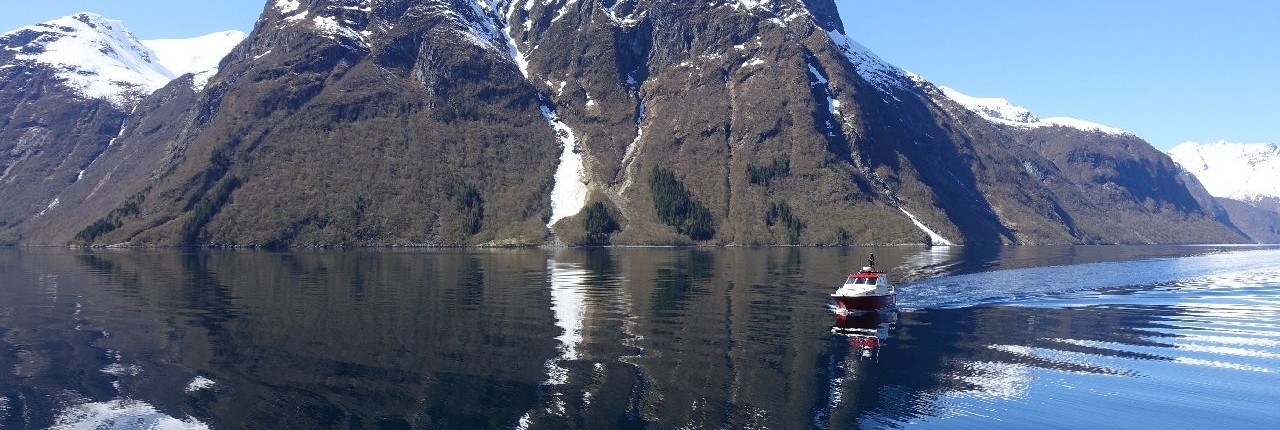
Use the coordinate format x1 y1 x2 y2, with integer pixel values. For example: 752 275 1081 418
2 246 1279 429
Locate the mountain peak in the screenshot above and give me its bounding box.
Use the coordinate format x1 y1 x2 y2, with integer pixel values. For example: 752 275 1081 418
935 85 1128 136
1169 141 1280 204
1 12 172 108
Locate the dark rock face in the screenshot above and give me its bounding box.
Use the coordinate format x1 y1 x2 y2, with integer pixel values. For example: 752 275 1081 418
0 46 128 244
34 0 562 246
1003 125 1237 244
0 0 1249 246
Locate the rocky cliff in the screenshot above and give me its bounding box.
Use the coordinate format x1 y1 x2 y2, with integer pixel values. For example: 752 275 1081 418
0 1 1248 246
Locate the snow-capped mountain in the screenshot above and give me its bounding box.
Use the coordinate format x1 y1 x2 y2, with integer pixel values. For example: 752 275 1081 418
141 30 247 91
1 13 171 108
0 13 244 244
1169 141 1280 207
935 85 1129 135
0 13 244 107
1 0 1247 246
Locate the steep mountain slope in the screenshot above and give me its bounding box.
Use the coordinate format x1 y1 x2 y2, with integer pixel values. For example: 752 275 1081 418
926 85 1239 243
0 14 244 244
36 0 565 246
0 13 164 243
5 1 1247 246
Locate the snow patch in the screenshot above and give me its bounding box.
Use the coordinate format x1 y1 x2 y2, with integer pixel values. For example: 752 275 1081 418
471 0 531 76
937 86 1037 125
602 1 646 27
551 0 581 24
1169 141 1280 202
185 376 215 393
36 197 60 217
617 98 647 194
313 15 368 48
274 0 302 14
898 207 955 246
190 69 218 92
51 399 209 430
826 30 910 96
543 101 589 228
807 63 828 85
806 58 847 136
1039 117 1128 135
936 85 1128 136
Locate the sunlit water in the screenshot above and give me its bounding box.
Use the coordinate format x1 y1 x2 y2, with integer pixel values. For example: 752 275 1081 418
2 246 1279 429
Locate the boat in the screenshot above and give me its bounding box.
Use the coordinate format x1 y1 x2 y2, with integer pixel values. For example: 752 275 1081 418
830 254 895 312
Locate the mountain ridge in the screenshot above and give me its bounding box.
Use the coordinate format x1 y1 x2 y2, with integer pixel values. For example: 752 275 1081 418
0 1 1252 246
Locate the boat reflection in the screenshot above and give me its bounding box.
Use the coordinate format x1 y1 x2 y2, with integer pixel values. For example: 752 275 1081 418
832 311 898 361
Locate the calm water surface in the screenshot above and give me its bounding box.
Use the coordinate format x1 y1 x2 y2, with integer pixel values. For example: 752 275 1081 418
2 246 1279 429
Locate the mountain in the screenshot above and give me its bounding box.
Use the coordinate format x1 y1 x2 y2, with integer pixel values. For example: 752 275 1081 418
916 84 1236 244
142 30 249 91
0 13 244 244
1169 141 1280 212
2 13 173 107
935 86 1128 135
1168 141 1280 243
1 1 1247 247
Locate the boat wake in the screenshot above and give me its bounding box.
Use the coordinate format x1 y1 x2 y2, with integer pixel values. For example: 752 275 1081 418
898 248 1280 310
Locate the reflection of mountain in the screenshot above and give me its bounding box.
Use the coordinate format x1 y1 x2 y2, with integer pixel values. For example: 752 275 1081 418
2 248 1275 428
0 250 566 428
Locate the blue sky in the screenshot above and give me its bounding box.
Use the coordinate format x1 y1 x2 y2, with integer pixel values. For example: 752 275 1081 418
4 1 1276 151
836 0 1279 150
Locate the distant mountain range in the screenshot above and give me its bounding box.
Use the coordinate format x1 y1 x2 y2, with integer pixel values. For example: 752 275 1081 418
1169 141 1280 209
1169 141 1280 243
0 2 1265 246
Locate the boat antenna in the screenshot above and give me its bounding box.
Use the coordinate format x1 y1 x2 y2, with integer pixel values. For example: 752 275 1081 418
868 253 875 269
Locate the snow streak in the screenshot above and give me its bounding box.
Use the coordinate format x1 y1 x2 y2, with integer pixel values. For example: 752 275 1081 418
470 1 589 229
898 207 955 246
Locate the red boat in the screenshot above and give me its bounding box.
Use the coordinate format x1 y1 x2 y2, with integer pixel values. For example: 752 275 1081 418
831 254 895 312
832 310 897 359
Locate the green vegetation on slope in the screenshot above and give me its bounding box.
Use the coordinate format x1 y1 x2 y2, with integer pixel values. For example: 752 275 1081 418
650 166 715 241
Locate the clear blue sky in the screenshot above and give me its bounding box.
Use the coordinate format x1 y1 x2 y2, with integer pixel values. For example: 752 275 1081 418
1 0 263 39
4 1 1276 151
836 0 1280 150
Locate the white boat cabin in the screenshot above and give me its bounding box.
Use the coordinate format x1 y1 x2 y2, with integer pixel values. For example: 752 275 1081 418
835 267 894 296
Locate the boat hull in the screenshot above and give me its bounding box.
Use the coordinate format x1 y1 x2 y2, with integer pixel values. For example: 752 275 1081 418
831 294 895 312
